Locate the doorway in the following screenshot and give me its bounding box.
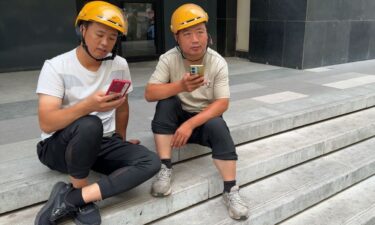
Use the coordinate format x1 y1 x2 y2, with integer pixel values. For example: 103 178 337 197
236 0 250 53
119 1 158 59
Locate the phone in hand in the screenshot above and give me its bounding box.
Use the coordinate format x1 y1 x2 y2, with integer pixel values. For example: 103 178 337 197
106 79 131 98
190 65 204 76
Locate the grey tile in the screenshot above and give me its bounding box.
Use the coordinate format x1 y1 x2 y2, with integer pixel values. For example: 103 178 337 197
338 0 365 20
282 21 305 69
251 0 269 21
0 1 77 72
269 0 307 21
362 0 375 20
368 22 375 59
264 21 285 66
307 0 339 21
0 100 38 121
303 22 327 68
322 21 350 66
250 21 268 64
0 116 40 145
349 21 371 62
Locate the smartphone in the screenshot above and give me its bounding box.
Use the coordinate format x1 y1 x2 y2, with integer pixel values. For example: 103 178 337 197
190 65 204 76
106 79 131 97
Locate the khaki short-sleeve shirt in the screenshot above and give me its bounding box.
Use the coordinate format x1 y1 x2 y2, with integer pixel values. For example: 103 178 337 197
149 47 230 112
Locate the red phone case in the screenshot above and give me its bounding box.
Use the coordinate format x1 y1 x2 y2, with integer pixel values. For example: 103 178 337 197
106 79 131 97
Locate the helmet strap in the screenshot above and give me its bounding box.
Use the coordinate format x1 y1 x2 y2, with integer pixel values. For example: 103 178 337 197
176 39 208 63
81 38 118 62
77 24 120 62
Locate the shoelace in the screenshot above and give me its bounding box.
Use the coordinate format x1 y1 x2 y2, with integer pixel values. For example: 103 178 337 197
156 168 171 181
229 191 247 207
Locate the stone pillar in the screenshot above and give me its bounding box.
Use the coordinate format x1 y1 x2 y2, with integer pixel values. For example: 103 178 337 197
249 0 375 69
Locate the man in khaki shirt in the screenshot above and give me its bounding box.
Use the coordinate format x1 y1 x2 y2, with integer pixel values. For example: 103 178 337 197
144 3 249 220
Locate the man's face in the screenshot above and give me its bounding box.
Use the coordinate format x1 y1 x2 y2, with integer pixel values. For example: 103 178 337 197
175 23 208 59
82 22 119 59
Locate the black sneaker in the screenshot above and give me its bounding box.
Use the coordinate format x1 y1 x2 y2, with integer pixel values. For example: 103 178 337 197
74 202 101 225
34 182 77 225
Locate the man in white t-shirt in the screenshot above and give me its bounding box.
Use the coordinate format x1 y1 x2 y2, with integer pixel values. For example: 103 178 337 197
34 2 160 225
144 3 249 221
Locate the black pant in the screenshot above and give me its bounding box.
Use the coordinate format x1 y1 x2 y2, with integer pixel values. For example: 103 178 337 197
37 115 161 199
151 96 237 160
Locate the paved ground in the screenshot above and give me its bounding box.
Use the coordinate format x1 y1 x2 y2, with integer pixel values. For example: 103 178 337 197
1 57 375 146
2 57 375 224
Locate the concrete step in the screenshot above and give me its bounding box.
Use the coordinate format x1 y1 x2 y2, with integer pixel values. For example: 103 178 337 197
152 138 375 225
2 107 375 224
280 175 375 225
3 98 375 215
5 86 375 163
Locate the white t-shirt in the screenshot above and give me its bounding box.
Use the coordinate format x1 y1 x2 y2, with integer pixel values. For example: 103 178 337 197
36 48 133 140
148 47 230 112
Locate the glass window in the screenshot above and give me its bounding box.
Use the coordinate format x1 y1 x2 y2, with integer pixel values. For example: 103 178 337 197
120 3 156 57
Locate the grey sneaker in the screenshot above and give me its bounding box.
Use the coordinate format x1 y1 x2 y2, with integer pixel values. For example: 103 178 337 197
222 186 249 220
151 164 172 197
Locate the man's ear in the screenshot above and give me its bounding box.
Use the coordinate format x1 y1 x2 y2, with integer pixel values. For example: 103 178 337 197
207 33 213 45
75 25 83 43
80 24 86 35
174 34 178 44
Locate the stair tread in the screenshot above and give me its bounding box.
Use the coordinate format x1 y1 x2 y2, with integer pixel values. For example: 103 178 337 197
2 107 375 223
153 138 375 225
281 175 375 225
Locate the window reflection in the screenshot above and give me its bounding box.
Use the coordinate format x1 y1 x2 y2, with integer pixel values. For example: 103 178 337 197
121 3 156 57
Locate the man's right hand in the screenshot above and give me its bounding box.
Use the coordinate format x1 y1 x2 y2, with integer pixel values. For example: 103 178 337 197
181 72 205 92
85 91 126 112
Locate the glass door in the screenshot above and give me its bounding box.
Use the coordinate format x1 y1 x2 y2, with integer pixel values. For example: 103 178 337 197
119 1 158 59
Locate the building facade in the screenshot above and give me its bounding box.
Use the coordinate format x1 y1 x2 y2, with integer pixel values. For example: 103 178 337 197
1 0 375 72
249 0 375 69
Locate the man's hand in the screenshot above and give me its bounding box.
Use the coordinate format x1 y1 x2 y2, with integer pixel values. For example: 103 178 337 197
128 139 141 145
180 73 205 92
170 122 193 148
85 91 125 112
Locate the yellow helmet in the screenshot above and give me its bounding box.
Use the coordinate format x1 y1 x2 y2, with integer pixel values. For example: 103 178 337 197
75 1 127 35
170 3 208 34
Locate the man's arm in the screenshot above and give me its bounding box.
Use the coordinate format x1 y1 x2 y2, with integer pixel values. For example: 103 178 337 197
115 96 141 144
144 73 204 102
115 96 129 140
38 91 125 134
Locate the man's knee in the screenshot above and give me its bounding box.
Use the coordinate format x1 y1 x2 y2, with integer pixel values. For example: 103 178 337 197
65 116 103 178
204 117 228 134
204 117 237 160
155 96 180 113
140 147 161 176
152 97 181 134
74 115 103 138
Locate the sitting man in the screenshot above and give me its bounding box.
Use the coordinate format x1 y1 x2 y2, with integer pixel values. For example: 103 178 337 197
34 1 160 224
144 3 249 220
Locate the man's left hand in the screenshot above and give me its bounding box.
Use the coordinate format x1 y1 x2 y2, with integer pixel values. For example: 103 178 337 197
171 122 193 148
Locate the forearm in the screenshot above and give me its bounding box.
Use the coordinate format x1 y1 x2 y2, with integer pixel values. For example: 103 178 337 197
115 100 129 140
145 82 184 102
185 98 229 129
39 100 91 133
